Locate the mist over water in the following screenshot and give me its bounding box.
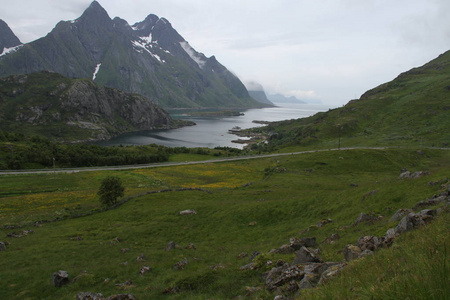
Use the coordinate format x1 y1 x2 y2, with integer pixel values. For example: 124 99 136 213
97 104 330 148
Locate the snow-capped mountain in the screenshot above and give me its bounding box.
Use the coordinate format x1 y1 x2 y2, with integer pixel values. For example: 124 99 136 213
0 1 262 109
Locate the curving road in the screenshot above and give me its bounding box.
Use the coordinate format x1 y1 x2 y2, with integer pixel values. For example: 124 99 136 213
0 147 446 175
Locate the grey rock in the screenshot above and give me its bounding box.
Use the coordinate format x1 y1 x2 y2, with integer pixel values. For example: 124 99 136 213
356 236 382 251
52 270 70 287
344 245 362 261
293 247 323 264
353 213 376 225
178 209 197 215
264 263 305 291
0 241 6 251
76 292 104 300
389 208 413 223
107 294 137 300
318 262 346 285
173 257 188 270
165 241 176 251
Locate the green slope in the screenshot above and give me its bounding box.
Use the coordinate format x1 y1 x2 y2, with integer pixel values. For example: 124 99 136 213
0 148 448 299
255 50 450 151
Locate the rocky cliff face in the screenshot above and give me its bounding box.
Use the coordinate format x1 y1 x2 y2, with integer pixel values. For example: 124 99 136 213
0 1 262 109
0 71 175 141
0 19 22 55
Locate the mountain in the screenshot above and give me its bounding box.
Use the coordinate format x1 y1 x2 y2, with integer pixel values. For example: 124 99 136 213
0 19 22 55
256 50 450 150
245 81 274 106
0 1 263 109
0 71 186 142
267 93 307 104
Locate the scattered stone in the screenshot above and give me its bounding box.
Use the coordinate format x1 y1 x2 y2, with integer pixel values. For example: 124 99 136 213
70 236 83 241
209 264 225 270
7 230 34 238
107 294 137 300
52 270 70 287
389 208 413 223
0 241 6 251
120 248 130 253
237 252 248 259
293 247 323 264
248 221 258 226
185 243 196 250
139 266 151 275
318 262 346 285
264 263 305 291
178 209 197 215
362 190 378 200
76 292 104 300
136 253 146 261
353 213 376 226
240 263 257 270
413 195 447 210
323 233 340 244
173 258 188 270
356 236 382 251
249 251 261 262
399 170 429 179
34 222 43 228
119 261 128 266
115 280 135 288
165 241 177 251
245 286 261 296
343 245 362 261
350 183 359 187
317 219 332 227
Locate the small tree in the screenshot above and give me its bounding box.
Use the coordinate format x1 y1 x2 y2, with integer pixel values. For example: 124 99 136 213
98 176 125 206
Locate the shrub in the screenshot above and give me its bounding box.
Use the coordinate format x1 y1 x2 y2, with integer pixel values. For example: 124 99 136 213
97 176 125 206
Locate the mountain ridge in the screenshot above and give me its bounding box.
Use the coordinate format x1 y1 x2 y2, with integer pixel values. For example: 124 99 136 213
0 1 263 109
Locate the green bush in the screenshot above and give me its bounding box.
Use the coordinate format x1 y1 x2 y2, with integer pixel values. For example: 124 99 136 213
97 176 125 206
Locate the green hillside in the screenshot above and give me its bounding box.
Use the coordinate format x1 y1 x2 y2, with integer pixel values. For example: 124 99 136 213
0 148 448 299
253 51 450 151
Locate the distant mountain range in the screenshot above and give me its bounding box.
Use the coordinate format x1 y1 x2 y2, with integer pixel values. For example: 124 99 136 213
0 1 264 109
267 93 307 104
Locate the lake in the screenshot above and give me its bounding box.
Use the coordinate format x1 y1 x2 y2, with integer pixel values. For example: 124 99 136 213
97 103 330 148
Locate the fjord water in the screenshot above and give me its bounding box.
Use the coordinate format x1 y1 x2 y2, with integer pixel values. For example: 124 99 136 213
98 104 330 148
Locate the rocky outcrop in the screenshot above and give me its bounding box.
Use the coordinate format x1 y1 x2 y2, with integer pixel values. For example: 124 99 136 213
52 270 70 287
0 19 21 53
0 72 177 141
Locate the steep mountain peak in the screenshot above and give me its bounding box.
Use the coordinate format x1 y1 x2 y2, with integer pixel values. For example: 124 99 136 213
78 1 111 24
0 19 22 54
132 14 159 34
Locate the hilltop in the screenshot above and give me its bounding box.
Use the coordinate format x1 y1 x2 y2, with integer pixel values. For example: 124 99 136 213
251 50 450 151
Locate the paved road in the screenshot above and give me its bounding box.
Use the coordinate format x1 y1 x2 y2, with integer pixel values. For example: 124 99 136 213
0 146 446 175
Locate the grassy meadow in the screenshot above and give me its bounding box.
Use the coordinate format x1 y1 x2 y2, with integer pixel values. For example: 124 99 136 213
0 148 449 299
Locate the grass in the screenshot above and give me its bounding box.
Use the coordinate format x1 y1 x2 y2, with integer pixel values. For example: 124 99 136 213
0 148 448 299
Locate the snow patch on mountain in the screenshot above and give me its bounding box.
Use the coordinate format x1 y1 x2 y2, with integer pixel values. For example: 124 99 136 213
0 45 23 57
132 40 165 63
180 41 205 69
92 63 102 80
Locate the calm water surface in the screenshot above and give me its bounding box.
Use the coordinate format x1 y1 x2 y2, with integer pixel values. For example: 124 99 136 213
97 104 330 148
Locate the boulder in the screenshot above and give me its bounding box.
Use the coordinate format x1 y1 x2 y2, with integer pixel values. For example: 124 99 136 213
318 262 346 285
353 213 376 226
52 270 70 287
344 245 362 261
389 208 413 223
139 266 151 275
165 241 177 251
264 263 305 291
0 241 6 251
398 171 411 179
356 236 382 251
107 294 137 300
293 247 323 264
178 209 197 215
76 292 104 300
173 258 188 270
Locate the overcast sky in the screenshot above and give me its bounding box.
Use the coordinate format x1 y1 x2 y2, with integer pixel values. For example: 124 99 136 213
2 0 450 106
